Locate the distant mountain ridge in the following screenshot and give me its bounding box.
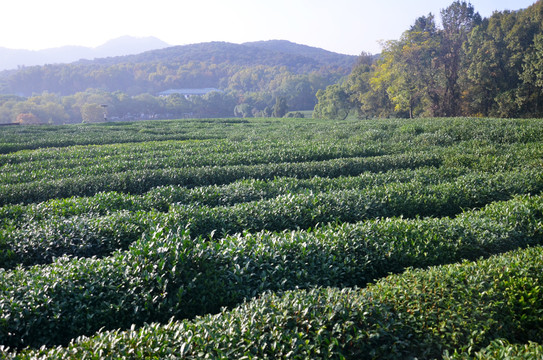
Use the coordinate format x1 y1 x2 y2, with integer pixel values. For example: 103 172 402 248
0 36 170 71
0 39 359 97
0 39 360 120
243 40 357 67
76 40 358 70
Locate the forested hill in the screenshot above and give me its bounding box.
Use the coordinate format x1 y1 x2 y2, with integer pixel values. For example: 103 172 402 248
84 41 356 70
242 40 357 68
1 41 357 97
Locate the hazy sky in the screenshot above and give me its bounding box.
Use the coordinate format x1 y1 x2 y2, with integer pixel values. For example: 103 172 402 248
0 0 537 55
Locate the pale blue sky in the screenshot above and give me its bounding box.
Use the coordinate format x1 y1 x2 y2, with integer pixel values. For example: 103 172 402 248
0 0 537 55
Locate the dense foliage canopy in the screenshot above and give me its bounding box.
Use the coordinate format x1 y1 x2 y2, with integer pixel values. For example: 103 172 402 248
315 0 543 119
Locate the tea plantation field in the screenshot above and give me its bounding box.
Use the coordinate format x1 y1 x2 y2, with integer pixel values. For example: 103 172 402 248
1 117 542 359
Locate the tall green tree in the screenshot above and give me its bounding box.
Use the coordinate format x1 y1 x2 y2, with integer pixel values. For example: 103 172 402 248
519 33 543 115
313 84 351 119
384 14 441 118
463 20 507 116
322 0 543 119
462 1 543 117
272 97 288 118
439 1 482 116
347 52 382 118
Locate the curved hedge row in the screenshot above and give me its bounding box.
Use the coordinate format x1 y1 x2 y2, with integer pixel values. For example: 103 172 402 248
9 244 543 359
0 151 442 206
0 166 466 228
0 139 387 185
0 137 383 165
0 118 239 154
3 138 542 192
2 167 542 269
0 194 541 349
2 117 542 155
0 210 160 269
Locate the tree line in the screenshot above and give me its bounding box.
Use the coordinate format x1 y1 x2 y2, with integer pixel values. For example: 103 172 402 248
0 64 338 124
0 89 300 125
315 0 543 119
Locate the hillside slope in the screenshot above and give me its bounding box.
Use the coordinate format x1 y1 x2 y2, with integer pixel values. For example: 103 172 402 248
243 39 357 68
1 40 358 97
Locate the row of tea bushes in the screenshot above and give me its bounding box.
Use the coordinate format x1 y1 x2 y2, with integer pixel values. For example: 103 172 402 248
3 158 540 230
2 167 541 269
0 210 159 269
0 194 541 349
0 118 256 154
0 137 383 165
0 151 442 206
0 166 467 228
3 120 541 177
3 126 542 207
2 117 543 357
0 139 388 184
3 138 542 195
7 135 538 188
2 117 542 154
8 244 543 359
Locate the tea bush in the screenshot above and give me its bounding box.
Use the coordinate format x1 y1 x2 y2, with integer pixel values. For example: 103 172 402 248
2 117 543 356
0 151 442 206
10 245 543 359
0 194 542 349
2 167 541 269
